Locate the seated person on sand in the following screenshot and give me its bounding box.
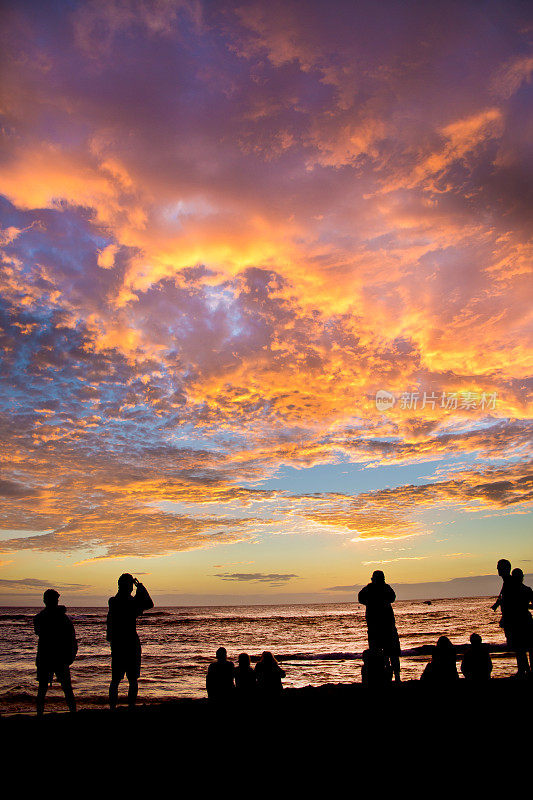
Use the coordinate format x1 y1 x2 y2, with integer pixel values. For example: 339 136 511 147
358 570 401 682
461 634 492 681
421 636 459 683
206 647 235 701
235 652 257 695
34 589 78 715
254 651 285 695
361 648 393 687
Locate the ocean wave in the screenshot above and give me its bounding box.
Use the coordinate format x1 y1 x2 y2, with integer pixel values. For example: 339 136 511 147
145 611 174 617
274 643 509 661
138 613 365 627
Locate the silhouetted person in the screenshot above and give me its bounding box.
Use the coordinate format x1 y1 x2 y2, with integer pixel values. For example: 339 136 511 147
492 558 513 643
358 570 401 681
107 573 153 710
361 648 393 687
206 647 235 701
254 651 285 695
461 634 492 681
508 568 533 677
421 636 459 683
34 589 77 715
492 558 530 676
235 652 256 695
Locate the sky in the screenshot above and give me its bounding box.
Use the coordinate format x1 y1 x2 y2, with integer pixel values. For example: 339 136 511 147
0 0 532 606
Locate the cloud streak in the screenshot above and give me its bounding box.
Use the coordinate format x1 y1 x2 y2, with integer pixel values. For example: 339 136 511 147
214 572 299 585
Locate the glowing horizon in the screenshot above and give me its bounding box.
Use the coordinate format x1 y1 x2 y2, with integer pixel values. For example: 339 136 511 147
0 0 532 605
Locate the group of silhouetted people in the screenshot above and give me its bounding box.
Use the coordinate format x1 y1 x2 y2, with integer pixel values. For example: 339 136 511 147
33 573 153 714
206 648 286 702
419 633 493 684
492 559 533 677
358 561 533 686
32 559 533 713
358 570 401 684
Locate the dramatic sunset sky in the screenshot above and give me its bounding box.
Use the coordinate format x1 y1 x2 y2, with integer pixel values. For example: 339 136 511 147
0 0 531 605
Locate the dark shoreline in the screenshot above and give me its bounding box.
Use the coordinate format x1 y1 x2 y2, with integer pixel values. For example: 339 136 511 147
3 679 530 783
2 675 530 722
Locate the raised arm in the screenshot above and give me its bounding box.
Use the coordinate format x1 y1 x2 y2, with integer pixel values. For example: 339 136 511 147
385 584 396 603
134 582 154 614
491 592 502 612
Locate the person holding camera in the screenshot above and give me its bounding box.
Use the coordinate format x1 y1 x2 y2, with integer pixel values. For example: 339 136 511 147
107 573 153 710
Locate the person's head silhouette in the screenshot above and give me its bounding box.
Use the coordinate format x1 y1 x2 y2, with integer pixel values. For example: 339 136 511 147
43 589 60 608
497 559 511 578
216 647 227 661
436 635 453 653
470 633 482 647
117 573 134 594
511 567 524 583
260 651 277 666
238 653 251 669
371 570 385 584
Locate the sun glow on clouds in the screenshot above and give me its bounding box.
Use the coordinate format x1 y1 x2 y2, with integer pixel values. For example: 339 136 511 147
0 0 532 588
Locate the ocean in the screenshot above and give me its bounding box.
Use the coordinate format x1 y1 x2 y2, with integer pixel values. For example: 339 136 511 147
0 597 517 712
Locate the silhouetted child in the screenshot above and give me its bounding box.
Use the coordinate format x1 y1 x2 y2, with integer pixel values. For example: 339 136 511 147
361 648 393 687
461 633 492 681
254 651 285 695
358 570 401 681
107 573 153 710
34 589 77 715
206 647 235 701
235 652 256 694
421 636 459 683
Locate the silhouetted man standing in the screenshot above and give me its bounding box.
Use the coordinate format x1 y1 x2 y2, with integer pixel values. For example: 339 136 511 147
492 558 513 642
358 570 401 681
34 589 77 715
107 574 153 710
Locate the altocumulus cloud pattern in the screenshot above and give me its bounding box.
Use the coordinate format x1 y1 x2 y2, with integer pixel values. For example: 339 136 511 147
0 0 531 569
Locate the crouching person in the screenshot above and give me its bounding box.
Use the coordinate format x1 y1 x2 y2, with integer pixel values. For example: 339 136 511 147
361 648 393 687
